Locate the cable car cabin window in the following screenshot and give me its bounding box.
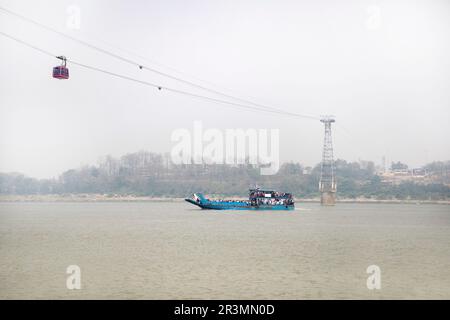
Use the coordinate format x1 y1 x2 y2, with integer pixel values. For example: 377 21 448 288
53 66 69 79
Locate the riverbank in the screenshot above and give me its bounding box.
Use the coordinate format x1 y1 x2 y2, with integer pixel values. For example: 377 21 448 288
0 194 185 202
0 194 449 205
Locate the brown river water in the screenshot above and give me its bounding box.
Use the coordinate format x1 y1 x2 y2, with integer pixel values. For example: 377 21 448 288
0 201 449 299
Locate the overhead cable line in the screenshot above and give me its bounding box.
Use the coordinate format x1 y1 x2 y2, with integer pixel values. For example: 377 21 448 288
0 30 318 119
0 5 318 121
64 29 277 111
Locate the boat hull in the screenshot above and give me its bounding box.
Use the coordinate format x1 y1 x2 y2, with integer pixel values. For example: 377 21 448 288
185 198 294 210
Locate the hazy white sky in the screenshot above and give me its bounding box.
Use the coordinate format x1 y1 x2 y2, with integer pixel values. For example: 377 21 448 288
1 0 449 178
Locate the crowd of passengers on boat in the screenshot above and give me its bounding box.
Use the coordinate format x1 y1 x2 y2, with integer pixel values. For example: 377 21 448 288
250 191 292 199
249 191 293 199
251 197 294 206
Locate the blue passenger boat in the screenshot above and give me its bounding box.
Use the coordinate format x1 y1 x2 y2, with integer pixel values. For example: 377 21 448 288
185 188 295 210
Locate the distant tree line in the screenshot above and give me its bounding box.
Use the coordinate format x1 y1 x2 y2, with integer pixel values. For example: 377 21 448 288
1 151 449 200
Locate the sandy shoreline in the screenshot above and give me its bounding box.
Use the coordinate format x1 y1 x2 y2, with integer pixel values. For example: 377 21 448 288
0 194 449 205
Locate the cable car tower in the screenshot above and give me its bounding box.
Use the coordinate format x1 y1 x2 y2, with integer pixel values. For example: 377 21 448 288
319 115 336 205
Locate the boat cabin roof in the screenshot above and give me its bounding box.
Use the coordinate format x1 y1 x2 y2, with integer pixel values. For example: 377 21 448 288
249 189 275 193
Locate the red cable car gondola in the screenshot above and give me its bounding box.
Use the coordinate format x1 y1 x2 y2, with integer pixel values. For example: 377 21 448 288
53 56 69 79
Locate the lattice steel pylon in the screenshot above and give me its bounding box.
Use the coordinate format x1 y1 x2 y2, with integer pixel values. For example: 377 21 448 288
319 116 337 205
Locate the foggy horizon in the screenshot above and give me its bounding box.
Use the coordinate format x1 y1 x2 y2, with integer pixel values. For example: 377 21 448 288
1 0 449 179
0 148 446 180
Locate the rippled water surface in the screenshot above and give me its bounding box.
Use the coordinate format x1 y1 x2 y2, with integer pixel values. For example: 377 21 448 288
0 202 449 299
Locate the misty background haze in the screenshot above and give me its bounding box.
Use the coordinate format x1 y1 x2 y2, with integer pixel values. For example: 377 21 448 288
1 0 449 179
